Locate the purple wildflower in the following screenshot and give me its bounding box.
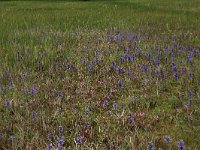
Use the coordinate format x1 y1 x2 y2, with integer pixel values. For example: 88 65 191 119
188 91 192 98
127 33 133 41
8 135 15 141
111 62 115 71
58 126 64 136
141 64 147 73
32 111 36 118
132 96 136 104
95 49 98 56
50 90 54 97
0 133 3 139
88 61 94 72
127 56 132 62
165 57 168 64
67 63 70 70
170 61 175 70
118 67 123 74
164 135 172 143
126 69 131 76
85 108 90 116
188 91 192 106
173 66 177 72
8 76 14 88
164 74 168 79
47 143 53 150
5 100 11 108
57 137 65 150
189 98 192 106
74 135 84 145
120 56 125 63
0 87 5 94
54 58 58 69
118 80 123 89
148 53 151 61
95 57 99 64
147 141 155 150
174 72 178 80
86 120 91 128
58 137 65 147
127 114 134 124
48 134 54 140
24 85 29 94
72 66 77 72
113 101 118 111
31 86 37 96
178 140 185 150
72 107 78 114
58 90 62 97
188 73 192 79
103 100 108 108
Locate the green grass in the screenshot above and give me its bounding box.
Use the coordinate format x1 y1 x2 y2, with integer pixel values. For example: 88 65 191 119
0 0 199 52
0 0 200 149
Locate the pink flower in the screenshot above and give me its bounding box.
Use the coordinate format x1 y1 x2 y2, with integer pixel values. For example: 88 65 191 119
153 115 159 121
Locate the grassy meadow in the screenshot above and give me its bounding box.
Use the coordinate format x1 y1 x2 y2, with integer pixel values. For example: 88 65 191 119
0 0 200 149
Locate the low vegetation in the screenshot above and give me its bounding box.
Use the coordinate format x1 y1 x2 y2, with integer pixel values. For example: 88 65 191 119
0 0 199 149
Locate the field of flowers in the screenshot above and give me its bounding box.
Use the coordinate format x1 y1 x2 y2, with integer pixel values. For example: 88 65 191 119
0 0 200 149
